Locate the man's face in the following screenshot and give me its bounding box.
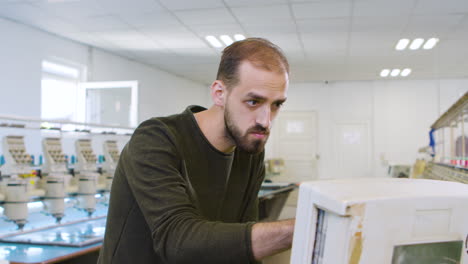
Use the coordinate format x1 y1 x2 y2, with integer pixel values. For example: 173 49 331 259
224 61 288 154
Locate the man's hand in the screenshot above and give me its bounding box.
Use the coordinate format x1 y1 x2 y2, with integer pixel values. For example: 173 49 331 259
251 219 295 260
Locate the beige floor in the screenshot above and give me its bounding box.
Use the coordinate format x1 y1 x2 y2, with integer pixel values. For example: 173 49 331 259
263 190 298 264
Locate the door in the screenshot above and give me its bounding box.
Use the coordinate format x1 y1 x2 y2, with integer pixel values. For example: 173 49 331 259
267 111 318 183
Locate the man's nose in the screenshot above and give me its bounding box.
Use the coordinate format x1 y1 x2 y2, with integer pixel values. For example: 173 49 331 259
256 106 272 129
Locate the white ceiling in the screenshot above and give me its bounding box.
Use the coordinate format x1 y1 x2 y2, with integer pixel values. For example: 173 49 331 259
1 0 468 84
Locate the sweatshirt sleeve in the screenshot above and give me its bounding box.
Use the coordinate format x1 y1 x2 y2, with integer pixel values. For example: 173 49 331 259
241 153 265 264
122 119 256 264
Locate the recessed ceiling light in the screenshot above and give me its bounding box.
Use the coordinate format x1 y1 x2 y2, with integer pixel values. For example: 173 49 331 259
380 69 390 77
220 35 234 46
380 68 412 77
205 35 223 48
409 38 424 50
423 38 439 50
401 68 412 77
390 69 401 77
395 39 410 50
234 34 246 41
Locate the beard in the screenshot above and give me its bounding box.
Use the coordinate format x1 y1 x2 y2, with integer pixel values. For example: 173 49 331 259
224 105 269 154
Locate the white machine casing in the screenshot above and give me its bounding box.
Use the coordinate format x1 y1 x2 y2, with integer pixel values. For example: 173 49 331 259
2 179 29 228
42 137 68 175
1 136 45 228
101 140 119 192
41 138 72 222
2 136 33 176
102 140 119 173
74 139 99 216
75 139 98 173
291 178 468 264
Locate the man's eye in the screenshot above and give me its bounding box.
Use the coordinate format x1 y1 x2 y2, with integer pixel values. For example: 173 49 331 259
274 102 284 108
246 100 259 106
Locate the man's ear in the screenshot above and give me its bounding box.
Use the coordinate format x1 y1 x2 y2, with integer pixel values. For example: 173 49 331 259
210 80 227 107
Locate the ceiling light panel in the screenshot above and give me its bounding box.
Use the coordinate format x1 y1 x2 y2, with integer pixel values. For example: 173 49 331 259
219 35 234 46
423 38 439 49
234 34 245 41
380 69 390 77
395 37 440 51
409 38 425 50
380 68 412 78
205 35 222 48
401 68 412 77
205 34 246 48
395 38 410 50
390 69 401 76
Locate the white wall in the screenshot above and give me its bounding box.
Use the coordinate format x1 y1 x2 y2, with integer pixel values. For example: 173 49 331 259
282 79 468 179
90 49 209 120
0 17 209 159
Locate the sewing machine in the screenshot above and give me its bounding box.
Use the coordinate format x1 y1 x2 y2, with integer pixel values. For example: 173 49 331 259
99 140 119 200
74 139 100 217
0 136 45 229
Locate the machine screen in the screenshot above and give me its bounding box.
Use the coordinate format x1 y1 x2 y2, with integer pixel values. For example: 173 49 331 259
392 240 462 264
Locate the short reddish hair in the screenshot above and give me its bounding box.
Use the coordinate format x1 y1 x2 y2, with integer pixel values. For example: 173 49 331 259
216 38 289 89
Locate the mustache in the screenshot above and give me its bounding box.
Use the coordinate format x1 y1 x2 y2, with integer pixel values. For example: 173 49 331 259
247 124 270 135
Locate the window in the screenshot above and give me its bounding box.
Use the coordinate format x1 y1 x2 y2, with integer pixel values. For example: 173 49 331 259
41 59 138 128
41 60 84 122
78 81 138 127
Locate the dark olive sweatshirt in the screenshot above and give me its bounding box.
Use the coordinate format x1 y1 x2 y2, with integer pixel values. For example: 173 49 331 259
98 105 265 264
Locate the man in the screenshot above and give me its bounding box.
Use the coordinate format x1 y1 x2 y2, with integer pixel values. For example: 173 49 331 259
98 38 294 264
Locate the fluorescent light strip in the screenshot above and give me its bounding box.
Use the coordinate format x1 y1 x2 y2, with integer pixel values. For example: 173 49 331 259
206 34 247 48
395 39 410 50
380 68 412 77
423 38 439 50
220 35 234 46
380 69 390 77
234 34 246 41
395 38 440 51
409 38 424 50
401 68 412 77
390 69 401 77
205 35 223 48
